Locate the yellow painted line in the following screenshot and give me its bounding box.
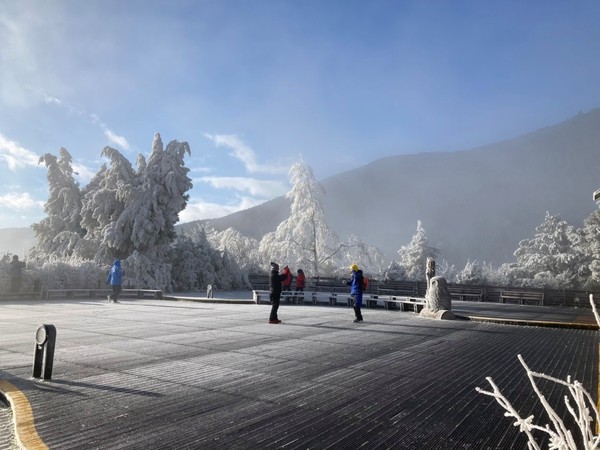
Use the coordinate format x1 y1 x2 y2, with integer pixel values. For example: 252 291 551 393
0 380 48 450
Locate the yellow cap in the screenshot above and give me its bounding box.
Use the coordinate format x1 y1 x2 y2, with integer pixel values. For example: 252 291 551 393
350 263 359 271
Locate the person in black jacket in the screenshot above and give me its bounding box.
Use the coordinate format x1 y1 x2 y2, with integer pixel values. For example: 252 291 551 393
269 262 287 324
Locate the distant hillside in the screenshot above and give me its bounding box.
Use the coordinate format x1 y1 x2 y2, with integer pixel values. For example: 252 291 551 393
184 109 600 267
0 227 36 257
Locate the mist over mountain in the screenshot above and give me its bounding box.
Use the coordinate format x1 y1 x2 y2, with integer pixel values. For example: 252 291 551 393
190 109 600 267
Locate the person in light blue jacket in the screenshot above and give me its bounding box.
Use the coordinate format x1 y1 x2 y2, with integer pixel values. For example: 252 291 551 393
106 259 124 303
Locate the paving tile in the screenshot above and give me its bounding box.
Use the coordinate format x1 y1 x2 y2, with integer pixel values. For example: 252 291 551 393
0 296 597 449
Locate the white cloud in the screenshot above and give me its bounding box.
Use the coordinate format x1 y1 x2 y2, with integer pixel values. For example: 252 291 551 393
0 134 40 171
103 128 130 150
42 93 61 105
198 176 287 198
41 99 130 151
204 133 288 175
72 162 97 184
178 196 264 223
0 192 44 211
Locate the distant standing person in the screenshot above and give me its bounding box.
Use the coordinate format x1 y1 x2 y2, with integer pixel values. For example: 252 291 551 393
346 263 364 323
295 269 305 292
269 262 287 324
9 255 26 293
106 259 124 303
293 268 306 303
281 265 292 303
282 265 292 292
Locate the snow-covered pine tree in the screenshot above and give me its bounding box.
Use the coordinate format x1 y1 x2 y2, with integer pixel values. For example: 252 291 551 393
121 133 193 290
396 220 440 281
78 147 140 261
571 209 600 289
31 148 84 261
513 211 581 289
258 160 341 277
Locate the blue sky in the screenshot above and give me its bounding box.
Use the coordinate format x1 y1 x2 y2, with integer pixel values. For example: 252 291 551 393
1 0 599 229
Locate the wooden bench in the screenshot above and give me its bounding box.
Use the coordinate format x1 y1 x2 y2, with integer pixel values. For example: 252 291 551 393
449 287 483 302
366 295 379 309
252 290 376 308
253 290 323 305
43 288 163 300
377 281 418 297
500 290 544 306
383 296 426 312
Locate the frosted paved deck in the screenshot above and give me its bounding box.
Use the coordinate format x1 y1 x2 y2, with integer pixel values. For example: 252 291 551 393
0 298 597 449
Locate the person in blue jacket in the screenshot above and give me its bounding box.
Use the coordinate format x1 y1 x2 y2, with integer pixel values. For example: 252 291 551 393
346 263 364 323
106 259 124 303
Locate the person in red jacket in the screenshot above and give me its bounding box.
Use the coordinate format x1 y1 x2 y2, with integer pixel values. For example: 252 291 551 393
295 269 305 292
293 269 306 303
281 265 292 294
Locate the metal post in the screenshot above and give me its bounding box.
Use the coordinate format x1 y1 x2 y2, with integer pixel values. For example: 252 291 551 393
33 324 57 380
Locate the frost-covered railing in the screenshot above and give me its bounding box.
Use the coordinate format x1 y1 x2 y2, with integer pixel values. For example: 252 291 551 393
42 288 163 300
253 289 396 308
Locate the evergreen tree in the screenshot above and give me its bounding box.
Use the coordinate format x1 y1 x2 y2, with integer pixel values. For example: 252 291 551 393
31 148 84 261
79 147 139 261
575 209 600 289
120 133 193 289
513 211 581 288
397 220 440 281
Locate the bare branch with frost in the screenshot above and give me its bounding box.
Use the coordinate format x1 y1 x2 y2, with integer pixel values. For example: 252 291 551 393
475 295 600 450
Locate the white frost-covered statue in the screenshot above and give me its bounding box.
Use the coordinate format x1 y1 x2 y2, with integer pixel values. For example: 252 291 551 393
421 276 455 320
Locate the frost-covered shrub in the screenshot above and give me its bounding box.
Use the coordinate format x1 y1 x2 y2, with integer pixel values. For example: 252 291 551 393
383 260 406 281
435 260 457 282
125 249 173 291
455 260 485 285
34 260 106 290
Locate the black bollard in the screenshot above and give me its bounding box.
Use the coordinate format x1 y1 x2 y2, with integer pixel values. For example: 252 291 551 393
33 324 57 380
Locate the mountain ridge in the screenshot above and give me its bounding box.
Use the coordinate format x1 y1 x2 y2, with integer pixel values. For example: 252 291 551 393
190 108 600 267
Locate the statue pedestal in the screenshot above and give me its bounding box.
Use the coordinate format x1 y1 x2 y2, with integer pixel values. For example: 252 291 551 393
420 309 455 320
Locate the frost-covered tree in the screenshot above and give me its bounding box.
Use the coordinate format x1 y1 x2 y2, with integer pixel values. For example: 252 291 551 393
208 227 261 274
455 260 485 285
396 221 440 281
78 147 139 261
334 234 386 277
31 148 84 261
436 259 457 283
171 229 248 291
30 134 201 291
578 209 600 289
119 134 193 289
259 160 342 277
513 212 582 289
